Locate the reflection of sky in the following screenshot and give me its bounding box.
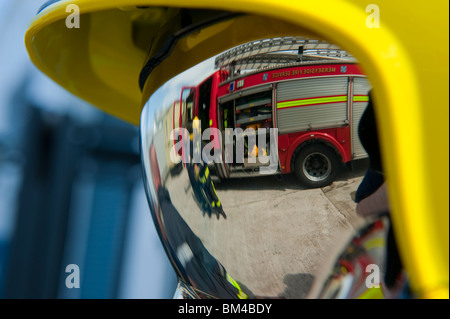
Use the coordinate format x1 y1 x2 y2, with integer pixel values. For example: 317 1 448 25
151 57 216 123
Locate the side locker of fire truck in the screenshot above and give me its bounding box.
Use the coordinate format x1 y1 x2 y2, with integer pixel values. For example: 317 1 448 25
217 82 277 178
276 73 372 188
276 75 350 187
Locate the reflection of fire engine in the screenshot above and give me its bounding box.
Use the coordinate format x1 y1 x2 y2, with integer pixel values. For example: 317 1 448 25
179 37 372 188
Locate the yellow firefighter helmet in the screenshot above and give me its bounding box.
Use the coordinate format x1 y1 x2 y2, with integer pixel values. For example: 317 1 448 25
25 0 448 299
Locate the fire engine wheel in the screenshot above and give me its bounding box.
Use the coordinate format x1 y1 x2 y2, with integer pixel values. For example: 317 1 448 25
294 144 338 188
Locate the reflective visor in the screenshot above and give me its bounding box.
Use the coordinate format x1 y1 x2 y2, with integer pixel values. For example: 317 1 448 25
139 11 390 299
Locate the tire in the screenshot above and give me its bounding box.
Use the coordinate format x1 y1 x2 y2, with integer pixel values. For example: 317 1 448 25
294 143 338 188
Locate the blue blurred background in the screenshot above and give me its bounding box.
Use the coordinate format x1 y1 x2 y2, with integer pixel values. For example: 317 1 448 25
0 0 177 298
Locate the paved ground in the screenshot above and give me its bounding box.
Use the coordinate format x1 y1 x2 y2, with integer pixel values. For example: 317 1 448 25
165 159 369 298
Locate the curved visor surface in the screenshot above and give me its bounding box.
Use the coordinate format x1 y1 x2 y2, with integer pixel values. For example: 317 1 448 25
140 35 383 299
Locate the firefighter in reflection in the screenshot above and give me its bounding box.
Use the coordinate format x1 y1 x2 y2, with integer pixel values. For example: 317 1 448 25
187 117 226 219
149 145 245 298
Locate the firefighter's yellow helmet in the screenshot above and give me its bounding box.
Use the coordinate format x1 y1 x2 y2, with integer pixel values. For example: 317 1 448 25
192 116 200 132
25 0 448 299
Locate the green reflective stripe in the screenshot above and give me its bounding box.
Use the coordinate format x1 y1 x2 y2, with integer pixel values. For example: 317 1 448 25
277 95 348 109
227 273 248 299
353 95 370 102
227 273 240 288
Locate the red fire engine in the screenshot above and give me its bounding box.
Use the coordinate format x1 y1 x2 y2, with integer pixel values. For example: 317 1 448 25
177 37 371 188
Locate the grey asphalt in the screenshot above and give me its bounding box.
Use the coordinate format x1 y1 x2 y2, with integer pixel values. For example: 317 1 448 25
165 159 369 298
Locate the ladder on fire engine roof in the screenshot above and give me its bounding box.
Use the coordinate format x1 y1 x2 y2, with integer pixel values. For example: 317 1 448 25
214 36 357 72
